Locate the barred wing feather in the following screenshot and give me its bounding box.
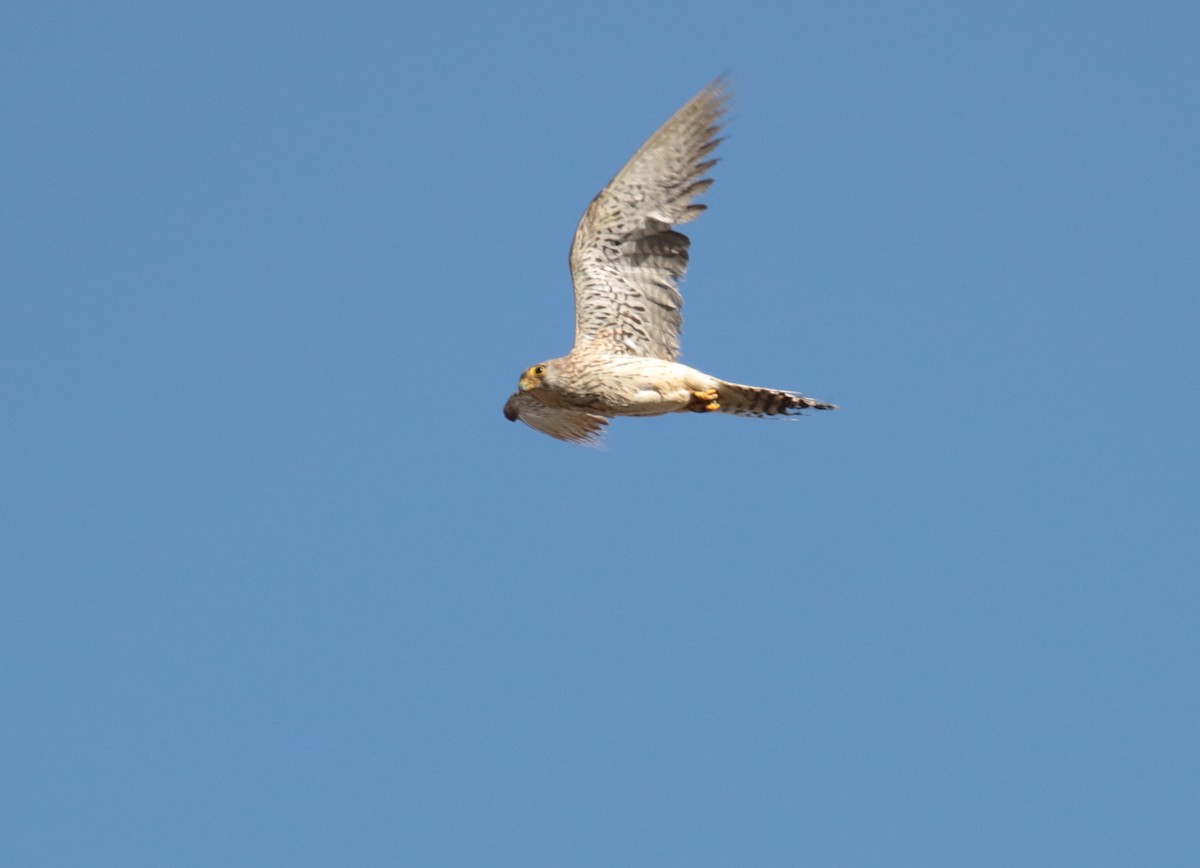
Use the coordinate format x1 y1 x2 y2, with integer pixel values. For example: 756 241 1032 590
568 79 729 362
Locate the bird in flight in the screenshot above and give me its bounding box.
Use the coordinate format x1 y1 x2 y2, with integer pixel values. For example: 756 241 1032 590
504 79 836 445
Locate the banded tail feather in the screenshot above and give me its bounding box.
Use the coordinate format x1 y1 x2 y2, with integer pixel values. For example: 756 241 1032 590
715 381 838 417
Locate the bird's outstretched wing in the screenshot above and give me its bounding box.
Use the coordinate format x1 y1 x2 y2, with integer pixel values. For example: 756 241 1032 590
503 392 609 446
569 79 729 362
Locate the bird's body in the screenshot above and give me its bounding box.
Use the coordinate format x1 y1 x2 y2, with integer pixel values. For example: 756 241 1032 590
532 356 718 416
504 79 835 445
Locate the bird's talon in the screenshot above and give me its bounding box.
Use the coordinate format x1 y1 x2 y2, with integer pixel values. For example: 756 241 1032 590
688 389 721 412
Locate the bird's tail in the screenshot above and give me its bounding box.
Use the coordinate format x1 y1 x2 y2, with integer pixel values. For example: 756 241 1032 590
715 381 838 416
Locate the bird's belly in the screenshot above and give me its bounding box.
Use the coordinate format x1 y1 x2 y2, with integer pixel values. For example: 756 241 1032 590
570 357 715 417
616 385 691 415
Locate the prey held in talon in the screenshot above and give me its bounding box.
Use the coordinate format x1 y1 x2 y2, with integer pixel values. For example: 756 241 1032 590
503 78 836 446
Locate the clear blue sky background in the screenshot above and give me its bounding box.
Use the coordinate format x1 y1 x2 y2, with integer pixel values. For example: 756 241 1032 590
3 1 1197 865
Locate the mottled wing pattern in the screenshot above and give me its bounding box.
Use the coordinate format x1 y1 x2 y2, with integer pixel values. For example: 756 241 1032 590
503 392 609 446
569 79 729 361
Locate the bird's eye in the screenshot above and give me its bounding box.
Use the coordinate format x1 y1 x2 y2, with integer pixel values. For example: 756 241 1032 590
532 365 546 376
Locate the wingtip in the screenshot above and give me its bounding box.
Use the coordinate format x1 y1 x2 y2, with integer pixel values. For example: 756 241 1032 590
707 72 733 94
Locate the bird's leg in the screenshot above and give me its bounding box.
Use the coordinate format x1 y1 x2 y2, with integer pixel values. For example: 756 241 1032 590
687 389 721 412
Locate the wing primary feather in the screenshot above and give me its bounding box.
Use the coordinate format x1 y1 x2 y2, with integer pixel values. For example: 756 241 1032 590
504 392 609 446
569 79 730 362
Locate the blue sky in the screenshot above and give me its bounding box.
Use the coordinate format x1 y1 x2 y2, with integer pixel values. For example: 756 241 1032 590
3 1 1198 865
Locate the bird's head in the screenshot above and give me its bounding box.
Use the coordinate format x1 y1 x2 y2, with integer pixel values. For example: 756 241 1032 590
518 362 550 393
